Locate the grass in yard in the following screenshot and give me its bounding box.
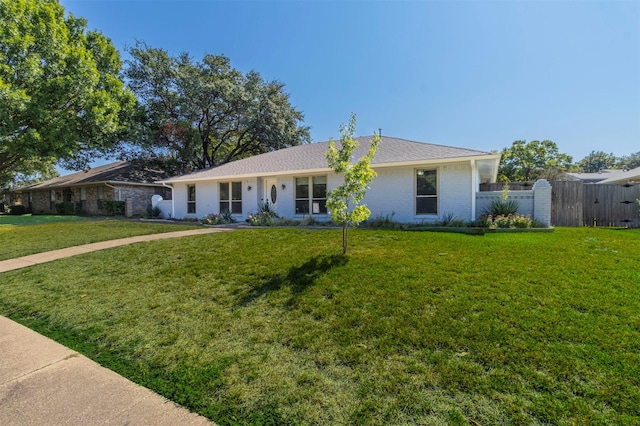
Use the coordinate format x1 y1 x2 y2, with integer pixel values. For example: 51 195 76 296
0 219 199 261
0 213 92 227
0 227 639 425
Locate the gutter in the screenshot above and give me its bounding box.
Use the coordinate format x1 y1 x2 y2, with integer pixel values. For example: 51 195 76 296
103 183 122 201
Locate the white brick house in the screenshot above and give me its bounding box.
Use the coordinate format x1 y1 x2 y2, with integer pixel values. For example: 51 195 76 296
159 136 501 223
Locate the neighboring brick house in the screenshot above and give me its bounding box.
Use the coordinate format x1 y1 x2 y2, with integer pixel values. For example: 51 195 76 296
12 161 171 216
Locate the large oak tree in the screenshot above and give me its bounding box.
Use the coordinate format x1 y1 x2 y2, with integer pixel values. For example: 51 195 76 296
498 140 573 182
0 0 136 185
124 43 310 174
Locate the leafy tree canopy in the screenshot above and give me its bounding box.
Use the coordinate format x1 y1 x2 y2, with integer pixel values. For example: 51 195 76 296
326 113 379 254
619 151 640 170
577 151 619 173
124 43 310 174
0 0 137 186
575 150 640 172
498 140 573 182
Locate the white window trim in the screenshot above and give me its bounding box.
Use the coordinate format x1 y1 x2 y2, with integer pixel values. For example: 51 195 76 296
219 181 242 215
415 168 439 216
187 184 196 215
295 175 328 216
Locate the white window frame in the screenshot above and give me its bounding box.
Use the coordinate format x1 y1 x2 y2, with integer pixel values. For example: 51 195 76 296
187 184 196 214
219 181 242 214
295 175 327 215
415 168 438 215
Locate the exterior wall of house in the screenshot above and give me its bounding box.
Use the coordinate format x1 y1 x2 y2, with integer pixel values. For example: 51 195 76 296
364 162 474 223
19 184 161 216
118 185 166 216
172 177 259 220
167 161 479 223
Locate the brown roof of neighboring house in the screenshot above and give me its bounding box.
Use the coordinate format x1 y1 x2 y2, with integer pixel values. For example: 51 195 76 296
162 136 498 183
19 161 168 190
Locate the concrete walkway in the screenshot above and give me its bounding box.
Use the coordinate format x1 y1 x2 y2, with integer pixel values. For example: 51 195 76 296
0 228 230 424
0 227 231 273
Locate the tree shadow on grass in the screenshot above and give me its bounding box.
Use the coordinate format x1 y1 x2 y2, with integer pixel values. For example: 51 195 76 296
239 254 348 307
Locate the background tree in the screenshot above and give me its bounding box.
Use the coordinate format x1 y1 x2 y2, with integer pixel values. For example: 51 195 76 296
0 0 137 186
326 114 380 255
498 140 573 182
619 151 640 170
124 43 310 174
577 151 620 173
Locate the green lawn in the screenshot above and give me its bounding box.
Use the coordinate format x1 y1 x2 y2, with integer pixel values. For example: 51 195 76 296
0 227 638 425
0 213 92 227
0 218 199 261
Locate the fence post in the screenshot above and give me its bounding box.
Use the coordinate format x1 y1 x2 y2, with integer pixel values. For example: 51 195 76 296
533 179 552 226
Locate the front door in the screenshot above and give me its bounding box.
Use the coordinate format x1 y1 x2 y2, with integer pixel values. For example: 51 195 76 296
263 179 278 211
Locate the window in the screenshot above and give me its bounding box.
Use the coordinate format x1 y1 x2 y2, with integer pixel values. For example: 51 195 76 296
295 176 327 214
50 190 56 210
80 187 87 211
187 184 196 214
63 188 73 202
96 186 103 207
416 169 437 215
219 182 242 214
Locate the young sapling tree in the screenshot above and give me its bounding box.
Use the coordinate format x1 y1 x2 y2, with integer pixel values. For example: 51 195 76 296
325 114 380 254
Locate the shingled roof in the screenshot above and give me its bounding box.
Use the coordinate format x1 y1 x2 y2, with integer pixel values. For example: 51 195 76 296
163 136 496 183
20 161 168 190
566 167 640 184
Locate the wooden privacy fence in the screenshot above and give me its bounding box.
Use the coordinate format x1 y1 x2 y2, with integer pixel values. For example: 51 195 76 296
480 181 640 227
554 181 640 228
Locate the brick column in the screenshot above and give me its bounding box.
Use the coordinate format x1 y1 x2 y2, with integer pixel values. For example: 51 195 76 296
125 198 133 218
532 179 552 226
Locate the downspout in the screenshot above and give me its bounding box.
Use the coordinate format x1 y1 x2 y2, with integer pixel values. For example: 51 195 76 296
470 159 477 220
104 183 122 201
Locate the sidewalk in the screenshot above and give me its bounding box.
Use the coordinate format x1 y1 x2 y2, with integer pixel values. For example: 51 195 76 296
0 228 229 424
0 316 213 425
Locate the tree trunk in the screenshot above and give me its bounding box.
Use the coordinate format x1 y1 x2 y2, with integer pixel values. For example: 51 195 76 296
342 222 348 255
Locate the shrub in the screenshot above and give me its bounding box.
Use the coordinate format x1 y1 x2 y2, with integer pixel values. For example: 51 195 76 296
99 200 125 216
485 182 520 216
364 212 404 229
7 205 27 215
247 202 279 226
486 199 520 216
55 202 82 215
486 213 532 229
436 212 465 227
247 211 277 226
202 211 236 225
146 204 163 219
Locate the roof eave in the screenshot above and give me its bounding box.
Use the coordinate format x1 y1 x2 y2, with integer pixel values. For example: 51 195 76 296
159 154 501 184
16 180 165 191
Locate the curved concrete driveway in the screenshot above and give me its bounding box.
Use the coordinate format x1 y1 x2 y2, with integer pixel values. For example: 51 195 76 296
0 227 231 425
0 227 231 273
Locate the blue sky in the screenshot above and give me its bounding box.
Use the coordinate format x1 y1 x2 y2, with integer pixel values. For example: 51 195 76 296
60 0 639 164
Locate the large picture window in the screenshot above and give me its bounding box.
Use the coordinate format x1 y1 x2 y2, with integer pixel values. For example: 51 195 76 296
187 184 196 214
295 176 327 214
416 169 437 215
220 182 242 214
